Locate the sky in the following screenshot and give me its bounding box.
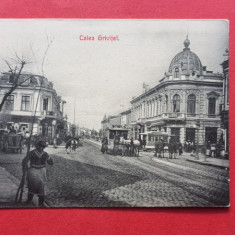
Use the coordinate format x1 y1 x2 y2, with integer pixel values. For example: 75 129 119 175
0 20 229 130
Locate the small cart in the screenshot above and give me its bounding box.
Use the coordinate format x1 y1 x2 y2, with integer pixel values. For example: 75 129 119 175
2 134 22 153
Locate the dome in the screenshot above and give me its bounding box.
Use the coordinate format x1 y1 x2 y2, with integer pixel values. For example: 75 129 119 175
168 37 203 76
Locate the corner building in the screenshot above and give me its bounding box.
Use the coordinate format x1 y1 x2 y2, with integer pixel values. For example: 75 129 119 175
0 73 65 144
131 37 223 148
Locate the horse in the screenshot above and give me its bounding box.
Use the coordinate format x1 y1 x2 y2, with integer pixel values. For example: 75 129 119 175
65 138 78 154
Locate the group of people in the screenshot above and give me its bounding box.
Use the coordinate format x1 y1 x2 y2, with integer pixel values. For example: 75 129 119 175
155 138 183 159
184 140 196 153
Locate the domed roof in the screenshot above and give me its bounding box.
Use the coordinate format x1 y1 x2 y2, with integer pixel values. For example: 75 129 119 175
168 36 203 75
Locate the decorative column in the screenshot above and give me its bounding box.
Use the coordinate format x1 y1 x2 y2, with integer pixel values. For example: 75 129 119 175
180 127 185 144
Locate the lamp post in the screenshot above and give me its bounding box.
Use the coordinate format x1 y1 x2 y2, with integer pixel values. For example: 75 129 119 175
61 100 66 117
195 121 200 160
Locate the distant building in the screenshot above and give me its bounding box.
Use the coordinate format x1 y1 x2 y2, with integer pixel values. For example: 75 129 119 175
101 114 121 131
101 114 122 138
0 72 66 143
131 37 223 149
120 109 131 128
220 49 229 157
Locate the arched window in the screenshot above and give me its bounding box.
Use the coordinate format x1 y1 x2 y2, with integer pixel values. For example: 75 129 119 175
174 67 179 78
208 98 216 115
187 94 196 114
173 94 180 112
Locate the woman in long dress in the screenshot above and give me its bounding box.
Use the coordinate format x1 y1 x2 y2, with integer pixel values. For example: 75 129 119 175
22 139 53 207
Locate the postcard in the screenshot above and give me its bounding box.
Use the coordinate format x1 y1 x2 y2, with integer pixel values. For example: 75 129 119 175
0 19 229 208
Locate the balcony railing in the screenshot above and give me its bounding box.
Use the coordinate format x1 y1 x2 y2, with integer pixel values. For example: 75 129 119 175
162 112 186 119
41 111 55 117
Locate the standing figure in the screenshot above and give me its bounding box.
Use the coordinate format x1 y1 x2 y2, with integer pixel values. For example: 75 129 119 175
169 138 175 159
155 138 163 158
65 138 72 154
22 140 53 207
130 137 134 156
143 139 146 149
113 134 120 156
178 141 183 156
101 137 108 154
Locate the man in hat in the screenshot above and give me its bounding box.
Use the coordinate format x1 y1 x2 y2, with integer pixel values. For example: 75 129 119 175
22 139 53 207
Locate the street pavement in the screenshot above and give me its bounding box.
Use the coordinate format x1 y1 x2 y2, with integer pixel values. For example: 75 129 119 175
0 139 230 208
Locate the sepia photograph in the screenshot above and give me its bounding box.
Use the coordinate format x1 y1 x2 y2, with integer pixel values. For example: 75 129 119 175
0 19 229 208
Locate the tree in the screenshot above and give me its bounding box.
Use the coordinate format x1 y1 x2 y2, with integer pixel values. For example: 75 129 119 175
0 36 54 112
0 54 31 112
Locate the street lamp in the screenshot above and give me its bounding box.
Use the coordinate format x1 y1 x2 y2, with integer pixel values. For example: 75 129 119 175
195 121 200 160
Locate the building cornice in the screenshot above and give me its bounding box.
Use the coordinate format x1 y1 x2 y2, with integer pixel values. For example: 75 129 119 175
131 79 223 104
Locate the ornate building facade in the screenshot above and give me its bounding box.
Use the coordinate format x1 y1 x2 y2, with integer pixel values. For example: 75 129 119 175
131 37 223 148
0 73 66 143
221 49 229 157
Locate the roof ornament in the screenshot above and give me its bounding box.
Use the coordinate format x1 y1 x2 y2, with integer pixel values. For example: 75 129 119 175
184 34 190 49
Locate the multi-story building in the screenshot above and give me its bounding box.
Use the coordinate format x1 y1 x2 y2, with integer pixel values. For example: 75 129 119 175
0 72 66 143
131 37 224 149
221 49 229 157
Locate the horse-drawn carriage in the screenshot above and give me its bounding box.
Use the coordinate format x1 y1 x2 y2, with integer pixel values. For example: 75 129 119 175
102 128 140 156
139 131 170 156
2 133 22 153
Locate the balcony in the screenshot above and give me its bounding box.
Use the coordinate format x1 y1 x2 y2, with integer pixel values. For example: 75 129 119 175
41 111 55 117
162 112 186 119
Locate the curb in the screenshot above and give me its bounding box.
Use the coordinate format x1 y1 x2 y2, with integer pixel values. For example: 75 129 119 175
186 159 229 169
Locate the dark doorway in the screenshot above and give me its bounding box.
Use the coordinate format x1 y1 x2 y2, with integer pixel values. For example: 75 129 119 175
205 127 217 144
186 128 195 143
171 128 180 142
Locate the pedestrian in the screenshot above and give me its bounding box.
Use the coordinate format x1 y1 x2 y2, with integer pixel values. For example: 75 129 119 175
154 138 159 157
206 141 211 156
169 138 175 159
53 136 57 148
22 139 53 207
173 141 178 159
130 137 134 156
101 137 108 154
155 138 163 158
178 141 183 156
143 139 146 149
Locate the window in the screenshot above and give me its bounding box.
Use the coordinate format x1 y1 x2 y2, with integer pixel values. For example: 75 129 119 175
174 68 179 78
4 95 14 110
173 94 180 112
226 75 229 103
43 98 49 111
208 98 216 115
21 96 30 111
187 94 196 114
166 95 168 112
30 77 38 86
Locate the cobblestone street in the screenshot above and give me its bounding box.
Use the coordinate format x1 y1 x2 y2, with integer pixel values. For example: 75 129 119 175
0 140 229 207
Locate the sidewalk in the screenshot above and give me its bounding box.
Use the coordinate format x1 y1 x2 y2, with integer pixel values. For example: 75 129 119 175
0 150 40 208
182 152 229 169
140 150 229 169
0 165 31 208
0 166 19 207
